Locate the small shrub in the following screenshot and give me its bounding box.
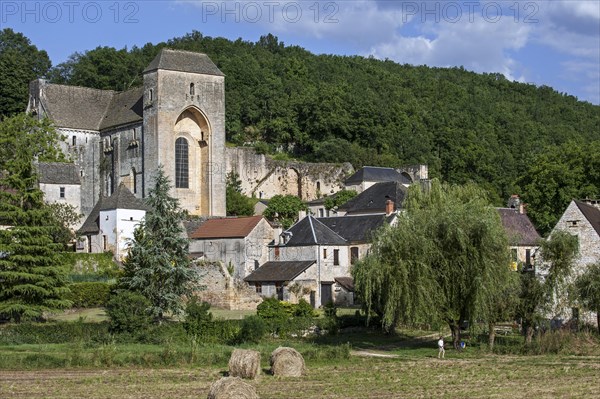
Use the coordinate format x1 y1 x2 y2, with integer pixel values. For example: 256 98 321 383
64 282 112 308
294 299 315 317
237 315 267 343
323 301 337 318
105 290 152 334
257 297 287 320
183 298 213 337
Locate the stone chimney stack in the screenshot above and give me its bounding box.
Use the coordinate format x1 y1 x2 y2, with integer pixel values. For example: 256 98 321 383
385 199 394 216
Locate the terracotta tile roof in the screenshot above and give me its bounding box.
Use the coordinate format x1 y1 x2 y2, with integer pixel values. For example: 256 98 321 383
189 215 264 239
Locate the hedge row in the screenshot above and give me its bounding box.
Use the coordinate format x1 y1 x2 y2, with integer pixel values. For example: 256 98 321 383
65 282 113 308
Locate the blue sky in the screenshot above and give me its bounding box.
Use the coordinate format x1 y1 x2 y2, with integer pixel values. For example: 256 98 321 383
2 0 599 104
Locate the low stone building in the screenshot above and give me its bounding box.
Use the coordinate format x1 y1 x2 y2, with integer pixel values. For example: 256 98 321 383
344 165 428 193
188 215 275 279
77 183 148 260
246 213 395 307
550 199 600 326
497 196 541 271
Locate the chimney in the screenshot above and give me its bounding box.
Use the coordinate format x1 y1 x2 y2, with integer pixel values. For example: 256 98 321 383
508 195 521 211
385 199 395 215
519 203 526 215
273 223 282 244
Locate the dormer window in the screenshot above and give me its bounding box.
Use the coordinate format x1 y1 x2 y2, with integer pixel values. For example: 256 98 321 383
568 220 579 227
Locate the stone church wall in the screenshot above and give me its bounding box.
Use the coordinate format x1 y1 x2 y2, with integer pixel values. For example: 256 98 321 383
225 147 353 201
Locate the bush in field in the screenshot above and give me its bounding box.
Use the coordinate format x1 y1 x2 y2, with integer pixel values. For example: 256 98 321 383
183 297 213 338
295 299 315 317
65 282 112 308
105 290 152 334
257 297 288 320
237 315 267 343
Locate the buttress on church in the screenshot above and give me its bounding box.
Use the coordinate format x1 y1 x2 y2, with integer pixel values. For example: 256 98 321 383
27 49 227 255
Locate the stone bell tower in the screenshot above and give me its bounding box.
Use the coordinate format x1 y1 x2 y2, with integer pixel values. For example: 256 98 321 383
142 48 226 216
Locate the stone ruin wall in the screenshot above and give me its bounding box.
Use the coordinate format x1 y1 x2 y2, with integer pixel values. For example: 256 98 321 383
192 260 261 310
225 147 354 201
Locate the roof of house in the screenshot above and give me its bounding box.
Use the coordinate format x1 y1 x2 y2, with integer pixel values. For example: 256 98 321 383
574 200 600 237
37 162 80 185
78 185 147 235
100 184 148 211
282 215 347 247
339 181 407 214
244 260 316 282
317 214 392 243
334 277 354 291
497 208 541 246
345 166 411 185
189 215 265 239
143 48 225 76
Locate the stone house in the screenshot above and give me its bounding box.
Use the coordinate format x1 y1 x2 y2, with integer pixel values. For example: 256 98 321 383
77 183 148 260
28 48 226 221
245 213 395 307
497 196 541 271
188 215 275 279
550 199 600 326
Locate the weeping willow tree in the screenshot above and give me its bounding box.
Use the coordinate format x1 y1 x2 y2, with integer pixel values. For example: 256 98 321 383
353 180 512 349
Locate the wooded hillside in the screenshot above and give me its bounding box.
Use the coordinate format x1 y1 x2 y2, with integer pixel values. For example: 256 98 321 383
2 30 599 234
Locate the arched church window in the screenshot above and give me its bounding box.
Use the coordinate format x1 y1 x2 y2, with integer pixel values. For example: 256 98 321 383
175 137 189 188
190 83 195 96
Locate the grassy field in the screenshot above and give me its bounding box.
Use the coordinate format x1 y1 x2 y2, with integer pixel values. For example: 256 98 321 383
1 353 599 398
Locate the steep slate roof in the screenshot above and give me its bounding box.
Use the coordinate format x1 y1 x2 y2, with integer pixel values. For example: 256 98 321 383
143 48 225 76
574 200 600 237
37 162 80 185
244 260 316 282
100 184 148 211
78 185 147 235
78 200 102 235
345 166 411 185
339 181 407 214
282 215 347 247
317 214 392 244
99 86 143 130
497 208 541 246
189 215 264 239
41 83 114 130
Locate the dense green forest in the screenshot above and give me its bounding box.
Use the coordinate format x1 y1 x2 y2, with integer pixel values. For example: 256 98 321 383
1 29 599 234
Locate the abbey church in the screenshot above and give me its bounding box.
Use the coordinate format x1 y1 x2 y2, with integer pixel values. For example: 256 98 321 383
28 48 227 218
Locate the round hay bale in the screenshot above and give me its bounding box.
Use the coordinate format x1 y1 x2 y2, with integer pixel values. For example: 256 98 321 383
228 349 261 379
206 377 259 399
269 346 306 377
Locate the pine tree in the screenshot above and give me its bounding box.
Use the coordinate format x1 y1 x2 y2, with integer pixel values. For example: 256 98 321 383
0 193 71 322
120 166 198 322
0 113 71 322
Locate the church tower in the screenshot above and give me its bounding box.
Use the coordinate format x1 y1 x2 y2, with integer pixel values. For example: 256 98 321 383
142 49 226 216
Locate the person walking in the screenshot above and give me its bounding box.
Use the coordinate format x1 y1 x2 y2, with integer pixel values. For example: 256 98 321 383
437 336 445 359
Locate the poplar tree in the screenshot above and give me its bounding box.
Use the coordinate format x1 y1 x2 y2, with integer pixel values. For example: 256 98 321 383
120 166 198 323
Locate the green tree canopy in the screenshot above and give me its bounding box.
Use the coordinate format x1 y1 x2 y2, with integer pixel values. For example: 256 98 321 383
353 180 512 348
120 166 198 322
263 194 308 229
225 172 255 217
324 189 357 211
0 29 51 117
575 263 600 331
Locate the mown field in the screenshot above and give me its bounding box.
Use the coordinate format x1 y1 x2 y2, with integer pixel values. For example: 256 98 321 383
2 354 599 398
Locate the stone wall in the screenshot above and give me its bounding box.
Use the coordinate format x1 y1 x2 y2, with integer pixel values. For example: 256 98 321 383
226 147 354 201
192 260 261 310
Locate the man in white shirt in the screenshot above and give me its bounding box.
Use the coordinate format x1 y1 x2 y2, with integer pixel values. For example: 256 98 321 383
438 336 445 359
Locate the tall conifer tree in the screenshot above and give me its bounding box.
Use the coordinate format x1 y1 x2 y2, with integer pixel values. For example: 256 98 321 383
120 166 197 322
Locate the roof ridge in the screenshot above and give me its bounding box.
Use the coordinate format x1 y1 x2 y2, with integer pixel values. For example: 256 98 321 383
309 216 347 244
44 82 117 94
307 215 318 244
